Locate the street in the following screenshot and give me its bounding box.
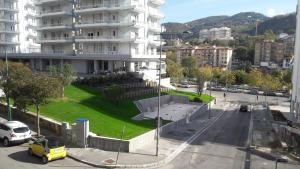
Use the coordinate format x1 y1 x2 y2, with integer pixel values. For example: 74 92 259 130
0 142 91 169
160 102 251 169
159 88 297 169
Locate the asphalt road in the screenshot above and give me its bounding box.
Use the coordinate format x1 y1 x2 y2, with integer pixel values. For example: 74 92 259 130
160 88 297 169
0 142 92 169
160 102 251 169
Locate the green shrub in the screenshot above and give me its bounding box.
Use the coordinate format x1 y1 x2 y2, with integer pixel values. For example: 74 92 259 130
193 97 203 103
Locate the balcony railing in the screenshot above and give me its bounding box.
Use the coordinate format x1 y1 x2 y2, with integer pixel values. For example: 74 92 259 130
77 3 131 10
149 0 165 6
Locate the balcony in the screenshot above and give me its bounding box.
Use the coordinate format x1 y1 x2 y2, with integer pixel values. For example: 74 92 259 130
0 18 19 24
75 20 139 28
76 3 145 13
75 35 144 43
0 30 19 34
37 24 72 31
148 25 165 33
0 7 19 13
37 9 72 18
149 0 166 6
37 37 73 44
35 0 61 5
0 40 20 45
149 11 164 19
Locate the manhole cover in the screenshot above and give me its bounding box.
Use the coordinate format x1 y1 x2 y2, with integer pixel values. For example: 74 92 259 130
103 158 116 164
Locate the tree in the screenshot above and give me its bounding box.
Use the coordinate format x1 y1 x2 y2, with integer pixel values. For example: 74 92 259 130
233 70 248 85
49 64 76 98
234 46 248 62
0 61 33 115
24 74 61 136
264 29 276 41
181 56 198 78
166 59 185 83
247 69 263 87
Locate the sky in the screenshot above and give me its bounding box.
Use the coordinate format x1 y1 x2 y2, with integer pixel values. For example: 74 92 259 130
162 0 298 23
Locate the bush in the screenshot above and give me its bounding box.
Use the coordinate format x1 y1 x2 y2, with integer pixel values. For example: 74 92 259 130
193 97 203 103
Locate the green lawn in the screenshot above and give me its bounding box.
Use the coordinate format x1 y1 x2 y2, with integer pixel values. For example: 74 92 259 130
167 90 214 103
29 85 213 140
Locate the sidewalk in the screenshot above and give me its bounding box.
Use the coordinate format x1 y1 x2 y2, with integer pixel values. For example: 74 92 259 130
67 98 230 168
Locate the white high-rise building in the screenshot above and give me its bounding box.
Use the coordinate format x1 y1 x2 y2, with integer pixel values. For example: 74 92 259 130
0 0 40 54
30 0 166 80
0 0 20 53
291 1 300 124
19 0 40 53
199 27 233 42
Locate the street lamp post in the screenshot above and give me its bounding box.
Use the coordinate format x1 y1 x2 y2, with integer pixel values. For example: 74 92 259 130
156 26 163 157
155 29 192 156
5 47 11 121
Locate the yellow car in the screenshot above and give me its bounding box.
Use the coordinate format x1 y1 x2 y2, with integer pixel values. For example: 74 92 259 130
28 137 67 164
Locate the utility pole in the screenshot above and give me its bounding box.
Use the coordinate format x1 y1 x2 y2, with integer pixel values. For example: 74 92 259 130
156 26 163 157
5 47 11 121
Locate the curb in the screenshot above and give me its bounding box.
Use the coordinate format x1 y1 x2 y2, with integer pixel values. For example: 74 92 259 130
67 103 229 168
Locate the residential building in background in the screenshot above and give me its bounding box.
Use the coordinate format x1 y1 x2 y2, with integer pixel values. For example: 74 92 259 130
199 27 233 42
254 40 289 68
176 45 233 70
19 0 40 53
0 0 20 53
291 1 300 125
0 0 166 81
0 0 40 54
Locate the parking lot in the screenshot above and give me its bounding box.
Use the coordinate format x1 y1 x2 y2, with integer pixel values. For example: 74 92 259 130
0 116 91 169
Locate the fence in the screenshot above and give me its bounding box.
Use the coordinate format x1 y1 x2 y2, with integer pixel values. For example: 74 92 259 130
103 81 172 101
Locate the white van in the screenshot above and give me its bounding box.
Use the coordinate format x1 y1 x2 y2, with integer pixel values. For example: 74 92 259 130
0 121 31 146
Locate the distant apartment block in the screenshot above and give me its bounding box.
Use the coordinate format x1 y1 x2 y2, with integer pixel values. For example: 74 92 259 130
176 45 233 70
199 27 233 42
0 0 166 81
0 0 40 53
254 40 291 68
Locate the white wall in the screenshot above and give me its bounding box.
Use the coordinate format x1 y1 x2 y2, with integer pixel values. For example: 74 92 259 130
291 0 300 123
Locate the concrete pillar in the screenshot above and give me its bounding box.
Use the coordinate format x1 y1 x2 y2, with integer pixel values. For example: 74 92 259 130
94 60 98 74
60 59 64 70
49 59 53 67
30 59 34 70
39 59 43 71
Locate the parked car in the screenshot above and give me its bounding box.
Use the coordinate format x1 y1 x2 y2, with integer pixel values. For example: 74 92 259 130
0 121 31 146
28 137 67 164
239 105 249 112
178 82 190 88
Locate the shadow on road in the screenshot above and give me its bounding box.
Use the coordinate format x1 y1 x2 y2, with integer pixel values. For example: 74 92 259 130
8 150 43 164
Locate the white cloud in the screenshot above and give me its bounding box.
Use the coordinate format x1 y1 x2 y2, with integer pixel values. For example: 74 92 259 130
267 8 287 17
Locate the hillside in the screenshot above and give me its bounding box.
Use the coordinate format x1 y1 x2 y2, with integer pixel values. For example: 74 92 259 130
163 12 296 40
247 13 296 35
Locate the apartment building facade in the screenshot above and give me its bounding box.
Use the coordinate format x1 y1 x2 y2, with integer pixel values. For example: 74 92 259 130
0 0 40 54
254 40 286 67
176 45 233 70
0 0 166 81
0 0 20 53
32 0 166 79
199 27 233 42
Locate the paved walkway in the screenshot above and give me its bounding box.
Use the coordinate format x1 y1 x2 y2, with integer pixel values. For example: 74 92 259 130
67 98 229 168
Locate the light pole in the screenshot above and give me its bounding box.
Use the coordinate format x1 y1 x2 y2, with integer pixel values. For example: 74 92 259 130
5 47 11 121
156 29 192 156
156 26 163 157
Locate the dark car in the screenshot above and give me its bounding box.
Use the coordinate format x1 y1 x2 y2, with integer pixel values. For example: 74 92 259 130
239 105 248 112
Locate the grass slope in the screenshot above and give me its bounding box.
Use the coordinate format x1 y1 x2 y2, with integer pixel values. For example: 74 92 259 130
30 85 213 139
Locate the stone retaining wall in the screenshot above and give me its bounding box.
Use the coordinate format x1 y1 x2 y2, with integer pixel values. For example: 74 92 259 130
0 103 62 135
86 104 208 153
